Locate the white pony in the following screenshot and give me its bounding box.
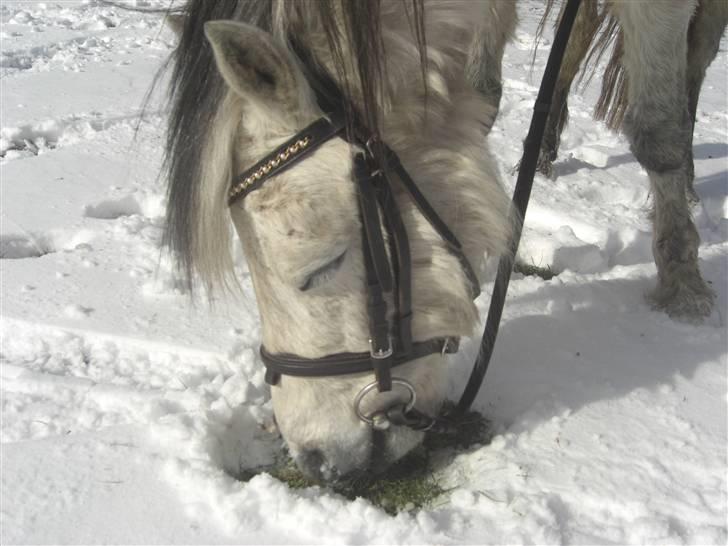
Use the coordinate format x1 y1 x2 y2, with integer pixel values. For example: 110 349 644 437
163 0 717 482
165 0 511 482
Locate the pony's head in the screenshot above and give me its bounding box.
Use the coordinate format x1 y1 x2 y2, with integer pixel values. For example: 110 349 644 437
166 1 511 483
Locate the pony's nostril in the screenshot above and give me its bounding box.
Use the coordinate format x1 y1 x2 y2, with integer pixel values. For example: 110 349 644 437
295 449 329 481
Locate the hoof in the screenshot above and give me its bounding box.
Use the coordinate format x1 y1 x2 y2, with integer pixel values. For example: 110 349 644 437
686 186 701 206
510 156 555 179
535 156 554 178
648 278 715 322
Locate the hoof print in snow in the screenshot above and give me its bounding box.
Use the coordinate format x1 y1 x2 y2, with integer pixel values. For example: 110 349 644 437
84 195 142 220
0 114 136 162
514 261 557 281
0 230 95 259
1 123 60 160
0 137 57 159
63 304 94 319
0 234 52 259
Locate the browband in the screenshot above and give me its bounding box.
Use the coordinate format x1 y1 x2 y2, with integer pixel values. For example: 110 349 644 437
228 116 345 205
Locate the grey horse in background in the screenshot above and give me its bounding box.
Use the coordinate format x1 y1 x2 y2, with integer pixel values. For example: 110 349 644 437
470 0 726 319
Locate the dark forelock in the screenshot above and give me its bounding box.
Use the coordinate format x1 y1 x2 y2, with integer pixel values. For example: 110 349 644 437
163 0 273 288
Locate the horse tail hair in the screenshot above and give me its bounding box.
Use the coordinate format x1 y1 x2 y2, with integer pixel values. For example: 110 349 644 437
588 15 627 131
533 0 606 77
533 0 559 67
536 1 627 132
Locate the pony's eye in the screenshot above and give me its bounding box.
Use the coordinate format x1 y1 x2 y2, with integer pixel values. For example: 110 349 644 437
299 251 347 291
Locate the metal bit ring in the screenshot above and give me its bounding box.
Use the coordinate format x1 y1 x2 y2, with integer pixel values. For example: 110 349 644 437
353 378 417 426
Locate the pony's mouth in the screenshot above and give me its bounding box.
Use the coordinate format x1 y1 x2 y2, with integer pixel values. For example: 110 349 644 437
299 251 347 291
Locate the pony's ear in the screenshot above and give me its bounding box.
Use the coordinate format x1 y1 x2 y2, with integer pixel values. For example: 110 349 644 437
204 21 299 109
165 13 185 37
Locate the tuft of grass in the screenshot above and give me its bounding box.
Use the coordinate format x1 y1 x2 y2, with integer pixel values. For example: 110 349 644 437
514 261 556 281
424 402 493 451
235 405 491 515
267 463 319 489
350 457 444 514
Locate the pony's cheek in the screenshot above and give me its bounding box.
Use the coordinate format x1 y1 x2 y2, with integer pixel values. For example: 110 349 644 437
248 214 358 289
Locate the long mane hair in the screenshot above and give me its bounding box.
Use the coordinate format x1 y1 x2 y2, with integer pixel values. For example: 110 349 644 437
164 0 427 290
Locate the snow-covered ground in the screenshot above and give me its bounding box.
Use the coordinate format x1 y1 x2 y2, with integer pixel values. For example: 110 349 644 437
1 2 726 544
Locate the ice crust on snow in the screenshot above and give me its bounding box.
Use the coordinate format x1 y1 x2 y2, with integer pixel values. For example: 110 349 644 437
1 1 726 544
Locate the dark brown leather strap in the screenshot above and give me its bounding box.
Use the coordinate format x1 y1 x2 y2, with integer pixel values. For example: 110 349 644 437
356 154 394 391
355 155 394 294
228 116 345 205
452 0 584 417
262 337 458 385
383 147 482 299
372 157 413 355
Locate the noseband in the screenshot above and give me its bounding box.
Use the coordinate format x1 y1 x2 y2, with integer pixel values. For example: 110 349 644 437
228 48 481 430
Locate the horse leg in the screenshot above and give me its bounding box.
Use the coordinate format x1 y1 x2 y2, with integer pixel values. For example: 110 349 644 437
612 0 714 319
684 0 728 201
467 0 518 132
537 0 600 177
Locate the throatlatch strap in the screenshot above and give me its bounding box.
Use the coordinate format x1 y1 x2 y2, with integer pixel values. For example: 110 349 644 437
384 149 482 300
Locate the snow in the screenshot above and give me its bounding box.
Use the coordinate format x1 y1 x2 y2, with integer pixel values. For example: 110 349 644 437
1 1 726 544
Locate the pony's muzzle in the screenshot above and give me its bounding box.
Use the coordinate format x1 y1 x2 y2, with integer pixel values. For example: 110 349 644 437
294 446 371 484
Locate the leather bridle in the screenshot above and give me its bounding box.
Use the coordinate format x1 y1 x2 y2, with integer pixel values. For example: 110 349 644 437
226 0 582 434
227 45 480 431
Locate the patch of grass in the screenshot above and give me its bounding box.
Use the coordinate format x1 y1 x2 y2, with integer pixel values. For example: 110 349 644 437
514 260 557 281
267 462 319 489
345 450 443 514
235 406 492 515
424 403 493 450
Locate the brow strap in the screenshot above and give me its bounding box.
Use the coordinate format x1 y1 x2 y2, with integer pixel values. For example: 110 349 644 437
228 117 345 205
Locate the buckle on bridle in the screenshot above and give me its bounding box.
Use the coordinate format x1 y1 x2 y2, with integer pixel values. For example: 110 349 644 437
369 336 393 359
365 135 379 157
441 337 453 356
440 337 450 356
